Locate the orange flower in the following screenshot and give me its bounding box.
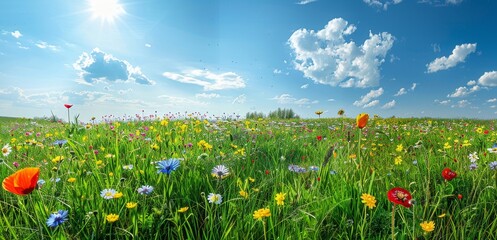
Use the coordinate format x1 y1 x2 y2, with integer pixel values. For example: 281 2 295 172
356 113 369 129
2 167 40 195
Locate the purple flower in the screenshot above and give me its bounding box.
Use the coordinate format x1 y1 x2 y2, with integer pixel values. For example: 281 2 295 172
137 185 154 195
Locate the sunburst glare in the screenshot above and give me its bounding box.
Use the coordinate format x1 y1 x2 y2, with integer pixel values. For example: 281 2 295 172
88 0 125 24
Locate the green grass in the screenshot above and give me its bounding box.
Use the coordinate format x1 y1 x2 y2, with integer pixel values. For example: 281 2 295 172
0 116 496 239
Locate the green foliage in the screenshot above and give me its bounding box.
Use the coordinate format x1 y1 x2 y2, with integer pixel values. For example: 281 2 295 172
0 116 496 239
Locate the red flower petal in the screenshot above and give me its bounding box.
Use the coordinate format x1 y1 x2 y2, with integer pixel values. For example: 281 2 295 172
387 187 412 208
2 167 40 195
442 167 457 181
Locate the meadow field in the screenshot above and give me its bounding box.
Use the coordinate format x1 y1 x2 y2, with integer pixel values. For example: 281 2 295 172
1 113 496 239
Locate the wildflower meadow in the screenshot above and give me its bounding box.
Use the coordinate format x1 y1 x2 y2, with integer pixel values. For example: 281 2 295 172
1 112 496 239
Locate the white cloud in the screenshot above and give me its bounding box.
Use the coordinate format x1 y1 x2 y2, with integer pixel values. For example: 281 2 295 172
353 88 384 107
157 95 208 107
296 0 317 5
73 48 154 85
35 41 58 51
327 98 335 101
410 83 417 91
163 69 245 91
288 18 394 88
272 94 317 105
273 69 282 74
420 0 463 5
196 93 220 99
363 100 380 108
487 98 497 103
11 30 22 38
435 99 451 105
394 88 407 96
145 43 152 48
427 43 477 73
300 84 309 89
363 0 402 10
447 85 480 98
452 99 469 108
478 71 497 87
381 100 396 109
232 94 246 104
467 80 476 86
431 43 441 53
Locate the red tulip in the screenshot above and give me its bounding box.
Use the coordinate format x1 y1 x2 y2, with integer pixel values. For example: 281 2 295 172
356 113 369 129
442 167 457 181
64 104 73 109
2 167 40 195
387 187 412 208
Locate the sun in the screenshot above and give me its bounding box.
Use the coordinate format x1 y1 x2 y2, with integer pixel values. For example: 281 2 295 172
88 0 125 24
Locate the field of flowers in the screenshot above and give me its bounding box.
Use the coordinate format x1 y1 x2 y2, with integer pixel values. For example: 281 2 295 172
1 112 496 239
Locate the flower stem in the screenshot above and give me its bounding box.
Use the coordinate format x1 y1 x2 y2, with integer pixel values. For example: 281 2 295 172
392 204 396 240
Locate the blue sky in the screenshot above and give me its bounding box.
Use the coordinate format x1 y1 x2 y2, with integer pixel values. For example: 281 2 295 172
1 0 497 121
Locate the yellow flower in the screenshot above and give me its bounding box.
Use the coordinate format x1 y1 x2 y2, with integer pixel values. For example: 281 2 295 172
113 192 123 198
52 156 64 164
253 208 271 220
67 177 76 183
126 202 138 209
420 220 435 233
396 144 403 152
106 214 119 223
360 193 377 209
178 207 189 213
275 192 286 206
476 127 483 134
394 155 403 165
151 143 159 150
443 142 452 149
239 190 249 199
108 172 114 177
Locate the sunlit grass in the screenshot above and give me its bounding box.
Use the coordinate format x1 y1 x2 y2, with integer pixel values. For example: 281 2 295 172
0 115 496 239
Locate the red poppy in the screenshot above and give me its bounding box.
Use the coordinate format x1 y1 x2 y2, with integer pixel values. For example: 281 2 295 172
64 104 73 109
441 167 457 181
387 187 412 208
316 135 323 141
2 167 40 195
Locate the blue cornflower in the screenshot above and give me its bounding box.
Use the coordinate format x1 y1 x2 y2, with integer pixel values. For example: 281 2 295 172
37 179 46 189
469 163 478 171
309 166 319 172
288 164 307 173
489 161 497 170
156 159 180 175
137 185 154 195
53 140 67 147
46 210 69 227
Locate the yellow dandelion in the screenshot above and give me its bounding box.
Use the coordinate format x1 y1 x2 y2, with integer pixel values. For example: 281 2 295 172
106 214 119 223
253 208 271 220
360 193 377 209
239 190 249 199
420 220 435 233
275 192 286 206
126 202 138 209
67 177 76 183
113 192 123 198
52 156 64 164
178 207 189 213
394 155 403 165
